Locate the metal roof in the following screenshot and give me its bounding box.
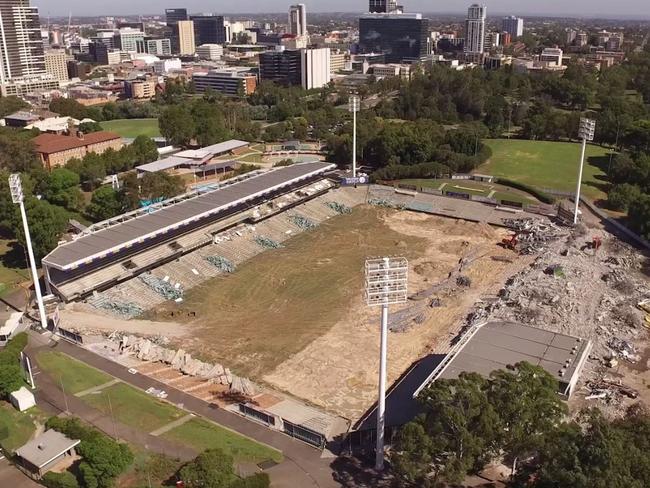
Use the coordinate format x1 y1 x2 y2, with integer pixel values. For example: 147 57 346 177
193 161 237 173
136 156 193 173
438 321 589 384
43 162 334 271
16 429 80 469
175 139 249 159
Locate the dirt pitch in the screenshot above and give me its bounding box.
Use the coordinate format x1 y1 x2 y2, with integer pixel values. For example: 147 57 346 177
152 205 527 420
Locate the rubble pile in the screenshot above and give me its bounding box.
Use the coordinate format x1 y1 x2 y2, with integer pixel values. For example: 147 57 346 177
289 214 317 230
503 218 566 254
254 235 283 249
119 335 257 396
326 201 352 214
139 273 183 301
205 256 236 273
94 300 144 319
368 198 406 210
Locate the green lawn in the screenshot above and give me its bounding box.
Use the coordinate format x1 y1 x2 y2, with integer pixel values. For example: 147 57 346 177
100 118 161 138
399 178 538 205
0 239 30 297
84 383 185 433
37 351 112 395
479 139 612 202
0 402 39 452
162 418 282 463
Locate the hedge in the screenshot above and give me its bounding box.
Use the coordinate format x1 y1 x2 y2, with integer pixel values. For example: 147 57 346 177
495 177 556 204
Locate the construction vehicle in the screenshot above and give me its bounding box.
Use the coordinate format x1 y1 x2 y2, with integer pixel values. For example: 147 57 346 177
500 234 518 251
637 299 650 314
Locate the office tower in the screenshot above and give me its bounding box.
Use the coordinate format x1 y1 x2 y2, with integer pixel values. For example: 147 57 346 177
502 15 523 38
176 20 196 55
301 47 331 89
358 13 430 63
190 15 227 45
165 8 188 26
259 49 302 86
115 28 145 53
0 0 46 83
44 49 69 81
136 38 172 56
288 4 307 36
369 0 397 13
464 4 486 55
566 28 578 45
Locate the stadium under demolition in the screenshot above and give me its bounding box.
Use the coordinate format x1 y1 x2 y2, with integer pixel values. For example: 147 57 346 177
42 161 649 449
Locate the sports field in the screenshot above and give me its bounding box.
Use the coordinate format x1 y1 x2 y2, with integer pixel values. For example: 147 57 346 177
399 178 538 204
100 118 161 138
479 139 612 202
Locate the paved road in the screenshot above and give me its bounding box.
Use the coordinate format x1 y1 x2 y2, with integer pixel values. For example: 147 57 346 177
0 458 41 488
27 333 340 488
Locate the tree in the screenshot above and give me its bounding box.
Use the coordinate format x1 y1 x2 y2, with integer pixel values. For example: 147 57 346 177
49 98 88 120
179 448 235 488
77 435 133 488
139 172 185 202
159 105 195 147
11 198 69 261
607 183 642 211
41 168 83 211
86 186 124 222
0 96 28 118
41 472 80 488
78 121 103 133
628 193 650 240
0 363 24 398
131 135 159 165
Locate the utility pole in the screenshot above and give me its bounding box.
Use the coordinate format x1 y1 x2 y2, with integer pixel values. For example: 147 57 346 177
9 174 48 330
365 257 408 471
574 118 596 225
349 94 360 179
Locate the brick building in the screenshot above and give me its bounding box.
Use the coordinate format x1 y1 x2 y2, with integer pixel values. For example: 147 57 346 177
33 131 123 170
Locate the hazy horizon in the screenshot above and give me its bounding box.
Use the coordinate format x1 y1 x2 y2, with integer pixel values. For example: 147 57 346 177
33 1 650 20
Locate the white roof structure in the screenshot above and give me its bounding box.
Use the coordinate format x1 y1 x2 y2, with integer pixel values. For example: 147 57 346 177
16 430 80 468
136 155 193 173
10 387 36 412
175 139 249 159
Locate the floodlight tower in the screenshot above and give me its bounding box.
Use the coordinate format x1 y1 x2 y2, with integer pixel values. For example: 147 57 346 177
8 174 48 330
348 94 360 179
574 118 596 224
365 256 408 471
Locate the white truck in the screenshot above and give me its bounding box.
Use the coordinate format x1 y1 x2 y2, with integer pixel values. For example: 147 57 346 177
0 311 26 347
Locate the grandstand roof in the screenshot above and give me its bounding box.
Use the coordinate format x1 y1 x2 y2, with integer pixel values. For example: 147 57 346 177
175 139 249 159
136 155 192 173
43 162 334 271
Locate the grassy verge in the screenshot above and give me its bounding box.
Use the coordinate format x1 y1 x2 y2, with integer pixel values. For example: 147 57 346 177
100 118 161 138
480 139 612 201
37 351 112 394
0 239 30 297
0 401 40 452
162 418 282 463
399 178 538 204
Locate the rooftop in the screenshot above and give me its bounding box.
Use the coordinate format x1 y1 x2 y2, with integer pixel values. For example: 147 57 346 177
16 430 80 468
175 139 249 159
33 131 121 154
43 162 335 271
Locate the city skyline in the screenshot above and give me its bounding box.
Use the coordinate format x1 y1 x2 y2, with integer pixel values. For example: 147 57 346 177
31 0 650 19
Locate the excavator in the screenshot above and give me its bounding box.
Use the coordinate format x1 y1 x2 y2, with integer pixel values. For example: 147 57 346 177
500 234 518 251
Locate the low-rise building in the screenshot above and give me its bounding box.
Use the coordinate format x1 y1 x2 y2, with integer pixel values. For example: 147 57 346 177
371 63 410 79
124 79 157 99
153 58 182 74
330 51 346 74
192 68 257 96
196 44 223 61
540 47 563 66
15 429 80 480
33 131 123 170
0 76 60 97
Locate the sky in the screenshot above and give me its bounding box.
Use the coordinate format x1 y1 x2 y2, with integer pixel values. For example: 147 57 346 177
33 0 650 19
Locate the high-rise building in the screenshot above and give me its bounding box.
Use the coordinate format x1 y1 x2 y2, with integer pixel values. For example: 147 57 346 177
190 15 227 45
259 48 302 86
288 4 307 37
464 4 487 56
369 0 397 13
0 0 46 83
136 38 172 56
44 49 69 81
176 20 196 55
502 15 523 38
301 47 331 89
165 8 188 27
358 13 430 63
115 28 145 53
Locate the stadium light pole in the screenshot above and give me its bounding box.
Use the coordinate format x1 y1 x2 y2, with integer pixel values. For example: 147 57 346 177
349 94 360 179
365 257 408 471
8 174 48 330
574 118 596 225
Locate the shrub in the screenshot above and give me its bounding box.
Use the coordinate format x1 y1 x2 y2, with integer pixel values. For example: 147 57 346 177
41 471 80 488
229 473 271 488
495 177 556 204
607 183 642 211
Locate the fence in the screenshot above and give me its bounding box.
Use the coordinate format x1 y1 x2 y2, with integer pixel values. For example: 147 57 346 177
283 420 326 448
238 403 276 426
55 326 83 344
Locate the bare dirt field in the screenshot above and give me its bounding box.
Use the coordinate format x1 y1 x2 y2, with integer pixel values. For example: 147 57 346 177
149 205 526 420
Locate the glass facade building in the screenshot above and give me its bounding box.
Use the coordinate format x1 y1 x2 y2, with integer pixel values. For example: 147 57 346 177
358 13 430 63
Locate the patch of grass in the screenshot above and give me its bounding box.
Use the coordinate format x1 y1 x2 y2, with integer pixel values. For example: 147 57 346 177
479 139 612 202
37 351 112 395
0 401 39 452
100 118 161 138
0 239 29 297
162 418 282 463
83 383 185 433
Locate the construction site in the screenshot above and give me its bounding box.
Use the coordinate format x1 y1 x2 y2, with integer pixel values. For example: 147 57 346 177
45 167 650 446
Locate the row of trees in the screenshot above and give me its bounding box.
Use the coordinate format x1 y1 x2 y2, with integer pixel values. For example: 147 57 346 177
0 333 28 399
392 362 650 487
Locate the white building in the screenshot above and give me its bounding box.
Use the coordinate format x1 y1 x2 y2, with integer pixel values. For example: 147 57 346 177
196 44 224 61
540 47 563 66
44 50 69 81
289 4 307 37
301 47 330 90
465 4 487 55
502 16 524 38
153 58 182 74
117 28 145 53
177 20 196 55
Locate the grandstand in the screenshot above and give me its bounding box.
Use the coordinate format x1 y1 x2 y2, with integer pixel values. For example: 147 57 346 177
43 162 337 303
